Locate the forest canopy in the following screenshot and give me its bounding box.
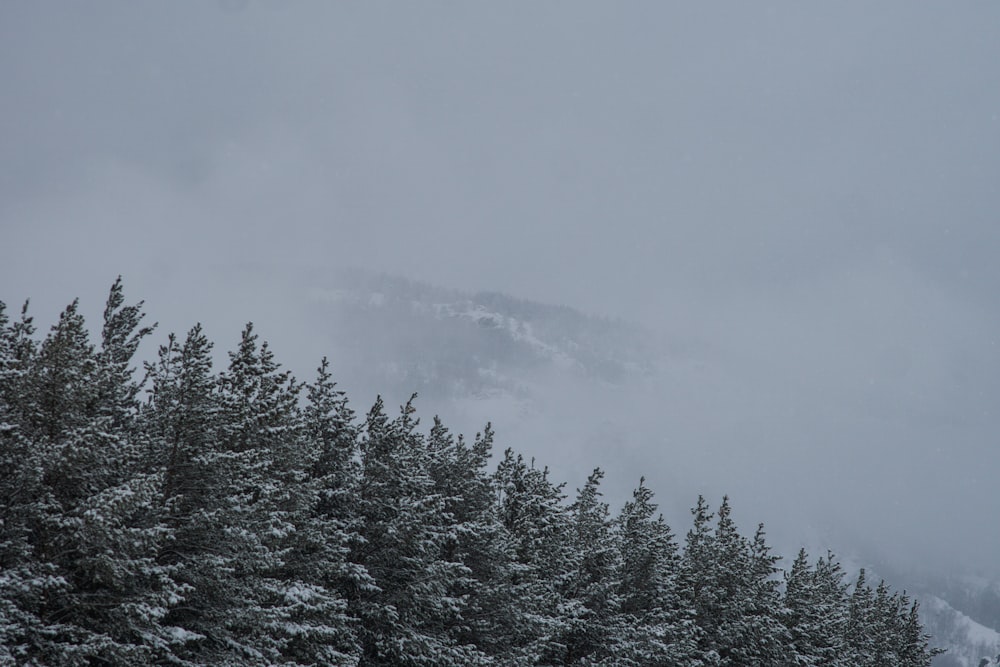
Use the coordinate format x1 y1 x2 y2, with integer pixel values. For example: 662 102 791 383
0 280 940 665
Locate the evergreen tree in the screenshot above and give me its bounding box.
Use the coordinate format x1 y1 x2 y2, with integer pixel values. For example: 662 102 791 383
289 356 367 665
0 299 37 419
209 322 315 663
144 324 226 663
96 276 156 433
351 397 484 666
144 325 218 520
558 468 621 665
0 299 62 664
782 548 818 667
425 419 510 661
29 299 98 443
9 284 180 664
782 550 849 666
812 554 852 666
493 448 576 665
614 478 700 666
304 357 359 524
704 496 751 666
682 497 788 666
738 523 789 666
681 495 721 665
68 282 176 665
870 580 901 665
846 569 877 666
896 598 943 666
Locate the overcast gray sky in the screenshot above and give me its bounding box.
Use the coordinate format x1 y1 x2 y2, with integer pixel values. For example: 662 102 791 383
2 2 1000 575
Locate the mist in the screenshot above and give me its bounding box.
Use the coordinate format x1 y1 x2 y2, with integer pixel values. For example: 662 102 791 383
2 0 999 588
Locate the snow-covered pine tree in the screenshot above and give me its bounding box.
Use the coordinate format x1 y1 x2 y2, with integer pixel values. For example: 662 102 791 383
815 553 853 665
350 397 485 666
895 597 943 666
862 578 931 667
871 580 901 665
96 277 156 434
558 468 622 665
0 299 37 419
681 495 721 665
305 357 359 524
710 506 790 667
29 299 98 444
701 497 750 665
143 325 218 520
846 568 877 666
782 548 818 667
424 418 509 662
9 285 180 664
147 321 315 664
210 322 320 663
65 281 180 663
0 299 64 664
144 323 227 662
614 478 700 667
283 356 368 665
737 523 789 666
492 448 577 665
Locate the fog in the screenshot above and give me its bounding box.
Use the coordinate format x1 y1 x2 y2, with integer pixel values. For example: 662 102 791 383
2 2 999 580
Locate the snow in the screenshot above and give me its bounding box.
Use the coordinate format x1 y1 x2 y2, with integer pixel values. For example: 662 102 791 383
434 301 581 370
164 626 205 644
924 595 1000 665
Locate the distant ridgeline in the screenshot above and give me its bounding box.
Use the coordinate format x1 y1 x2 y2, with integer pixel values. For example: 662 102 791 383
306 269 661 399
0 280 942 665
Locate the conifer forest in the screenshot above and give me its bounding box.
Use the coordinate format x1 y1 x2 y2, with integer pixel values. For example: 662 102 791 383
0 281 942 666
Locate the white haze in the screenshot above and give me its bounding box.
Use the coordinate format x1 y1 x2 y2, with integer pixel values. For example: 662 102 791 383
2 2 999 580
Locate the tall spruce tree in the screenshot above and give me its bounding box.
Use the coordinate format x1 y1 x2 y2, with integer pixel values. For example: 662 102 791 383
559 468 622 665
0 299 62 664
681 495 721 665
424 419 511 662
144 324 228 663
493 448 577 665
8 284 180 664
783 550 850 666
614 478 700 667
96 277 156 433
897 598 942 666
351 397 485 666
710 504 787 667
815 553 853 666
738 523 789 666
288 356 367 665
66 281 178 664
846 569 877 666
210 322 315 663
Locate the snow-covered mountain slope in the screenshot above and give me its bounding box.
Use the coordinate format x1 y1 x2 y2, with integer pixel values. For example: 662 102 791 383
304 269 663 401
922 595 1000 667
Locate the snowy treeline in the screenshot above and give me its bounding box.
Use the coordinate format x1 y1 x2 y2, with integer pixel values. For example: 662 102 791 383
0 281 941 665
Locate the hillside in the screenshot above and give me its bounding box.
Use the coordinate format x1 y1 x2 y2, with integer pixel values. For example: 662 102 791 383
299 269 997 666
